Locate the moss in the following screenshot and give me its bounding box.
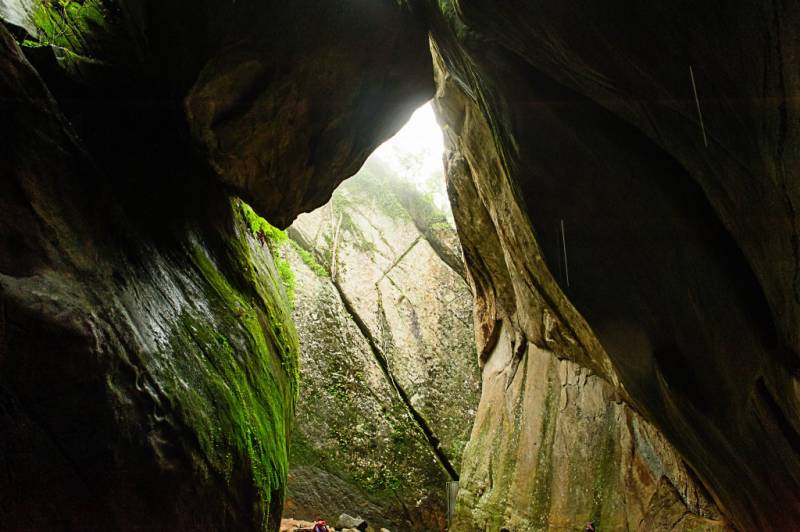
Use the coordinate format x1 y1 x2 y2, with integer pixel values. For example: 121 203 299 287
429 221 453 231
28 0 109 58
288 240 329 277
288 284 447 516
20 38 49 49
276 257 295 305
171 213 300 523
329 194 380 254
455 360 528 529
589 404 621 528
172 313 287 522
232 203 299 384
238 200 287 248
236 199 296 306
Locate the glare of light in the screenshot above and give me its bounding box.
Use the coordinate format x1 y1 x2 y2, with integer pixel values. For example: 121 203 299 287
368 102 449 210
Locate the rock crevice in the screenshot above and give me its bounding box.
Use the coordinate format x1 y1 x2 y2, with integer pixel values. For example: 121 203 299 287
284 167 479 530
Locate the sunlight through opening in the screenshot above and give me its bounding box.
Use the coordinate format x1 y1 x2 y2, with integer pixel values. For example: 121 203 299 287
368 101 449 213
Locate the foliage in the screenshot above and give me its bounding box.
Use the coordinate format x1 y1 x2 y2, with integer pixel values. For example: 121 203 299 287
276 254 295 305
289 240 329 277
237 199 295 306
27 0 108 57
429 221 452 231
342 158 456 231
184 247 294 522
238 200 288 250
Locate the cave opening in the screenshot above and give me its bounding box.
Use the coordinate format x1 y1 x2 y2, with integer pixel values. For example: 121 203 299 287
3 2 796 531
267 101 480 531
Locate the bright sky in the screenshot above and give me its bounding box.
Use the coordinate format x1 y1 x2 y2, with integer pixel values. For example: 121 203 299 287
369 102 449 210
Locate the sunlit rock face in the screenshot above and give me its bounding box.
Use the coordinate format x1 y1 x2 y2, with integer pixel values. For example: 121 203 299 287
283 162 479 530
426 1 800 530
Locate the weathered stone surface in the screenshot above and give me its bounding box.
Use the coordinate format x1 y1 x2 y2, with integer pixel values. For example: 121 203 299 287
284 165 479 530
3 0 434 227
183 1 435 227
283 245 439 530
433 48 730 531
0 2 438 528
3 1 799 530
1 24 297 531
427 2 800 529
284 466 386 528
637 477 732 532
454 324 728 531
335 513 368 531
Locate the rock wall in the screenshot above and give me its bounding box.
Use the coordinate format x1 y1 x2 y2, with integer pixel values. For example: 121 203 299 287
0 0 434 227
424 1 800 530
283 163 480 531
0 0 434 529
0 25 298 530
433 52 727 532
2 0 799 530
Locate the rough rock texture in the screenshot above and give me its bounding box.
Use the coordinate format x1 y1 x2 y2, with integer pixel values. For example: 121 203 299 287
0 0 435 529
434 55 728 532
424 1 800 530
184 2 435 226
638 478 729 532
1 0 435 227
283 164 479 530
3 0 799 530
283 250 440 531
0 25 298 530
456 325 727 531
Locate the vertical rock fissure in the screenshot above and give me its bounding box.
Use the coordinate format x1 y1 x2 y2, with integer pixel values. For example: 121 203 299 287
291 235 460 481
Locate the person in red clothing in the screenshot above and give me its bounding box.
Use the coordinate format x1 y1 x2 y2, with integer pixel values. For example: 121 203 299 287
312 518 328 532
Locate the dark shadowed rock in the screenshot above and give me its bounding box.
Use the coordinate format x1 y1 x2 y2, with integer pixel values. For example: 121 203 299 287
184 1 435 227
4 0 434 228
0 22 299 531
0 2 436 528
2 1 799 530
426 1 799 530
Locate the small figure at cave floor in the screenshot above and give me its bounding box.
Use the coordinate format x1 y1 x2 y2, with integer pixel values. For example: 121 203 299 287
585 521 596 532
313 518 329 532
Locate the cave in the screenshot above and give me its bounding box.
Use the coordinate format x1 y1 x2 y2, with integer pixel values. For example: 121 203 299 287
1 2 798 532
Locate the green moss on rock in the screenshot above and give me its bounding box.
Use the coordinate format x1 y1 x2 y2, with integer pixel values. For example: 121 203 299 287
237 199 296 306
528 373 557 528
152 198 300 524
239 200 288 248
288 240 329 277
14 0 145 79
30 0 108 53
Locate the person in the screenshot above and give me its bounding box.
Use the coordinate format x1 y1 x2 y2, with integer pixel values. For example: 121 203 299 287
312 518 328 532
585 521 596 532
